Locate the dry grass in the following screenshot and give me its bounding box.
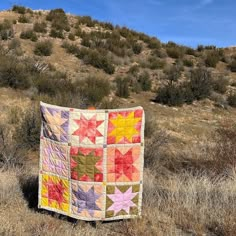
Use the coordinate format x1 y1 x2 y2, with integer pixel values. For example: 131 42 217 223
2 165 236 236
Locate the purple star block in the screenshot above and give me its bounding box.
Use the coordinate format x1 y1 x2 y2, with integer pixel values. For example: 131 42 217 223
72 186 101 217
40 105 69 142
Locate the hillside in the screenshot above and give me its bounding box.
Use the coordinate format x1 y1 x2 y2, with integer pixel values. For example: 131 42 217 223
0 6 236 236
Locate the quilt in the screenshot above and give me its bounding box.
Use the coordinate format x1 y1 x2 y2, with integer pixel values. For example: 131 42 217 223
38 102 145 221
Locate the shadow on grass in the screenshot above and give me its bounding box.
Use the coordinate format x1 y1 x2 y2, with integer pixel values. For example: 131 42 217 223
19 174 123 228
19 175 78 225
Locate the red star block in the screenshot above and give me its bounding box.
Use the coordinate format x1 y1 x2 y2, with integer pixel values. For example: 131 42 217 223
114 149 138 181
72 114 104 143
46 179 66 207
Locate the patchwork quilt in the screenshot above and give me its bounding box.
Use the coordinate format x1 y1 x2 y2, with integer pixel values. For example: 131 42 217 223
38 102 145 221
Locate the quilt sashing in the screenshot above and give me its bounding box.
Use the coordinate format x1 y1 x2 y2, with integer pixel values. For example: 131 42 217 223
38 102 145 221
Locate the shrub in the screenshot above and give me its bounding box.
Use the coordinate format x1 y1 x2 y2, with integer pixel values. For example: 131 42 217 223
155 84 184 106
33 22 47 33
50 28 64 39
12 5 27 14
164 64 182 84
147 56 166 69
211 125 236 174
146 37 161 49
20 30 38 41
227 92 236 107
0 20 14 40
62 41 80 54
8 39 23 56
34 40 53 56
81 37 91 47
212 76 228 94
80 49 115 74
68 33 75 41
187 67 213 100
229 59 236 72
14 107 40 150
197 45 204 52
0 55 31 89
62 42 114 74
138 71 152 91
166 47 184 59
35 72 73 96
128 65 140 76
151 49 167 58
99 22 114 31
185 47 196 56
46 9 70 32
18 15 30 23
183 59 194 67
8 38 21 50
132 42 142 54
75 76 111 105
76 16 96 27
115 76 130 98
0 123 25 169
205 51 220 68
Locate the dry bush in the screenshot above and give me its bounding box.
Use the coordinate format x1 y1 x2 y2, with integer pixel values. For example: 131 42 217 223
14 106 40 151
33 22 47 33
227 92 236 107
0 123 25 169
211 125 236 174
34 40 53 56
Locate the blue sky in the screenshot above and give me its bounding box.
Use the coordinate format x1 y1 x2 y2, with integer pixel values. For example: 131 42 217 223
0 0 235 48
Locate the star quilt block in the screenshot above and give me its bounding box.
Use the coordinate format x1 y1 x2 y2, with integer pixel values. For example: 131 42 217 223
70 146 103 182
39 102 144 221
69 110 105 145
107 146 141 182
107 109 143 144
71 182 104 219
40 105 69 142
106 185 140 218
40 174 69 214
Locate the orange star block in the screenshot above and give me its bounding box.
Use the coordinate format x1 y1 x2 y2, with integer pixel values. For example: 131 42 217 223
72 114 104 144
